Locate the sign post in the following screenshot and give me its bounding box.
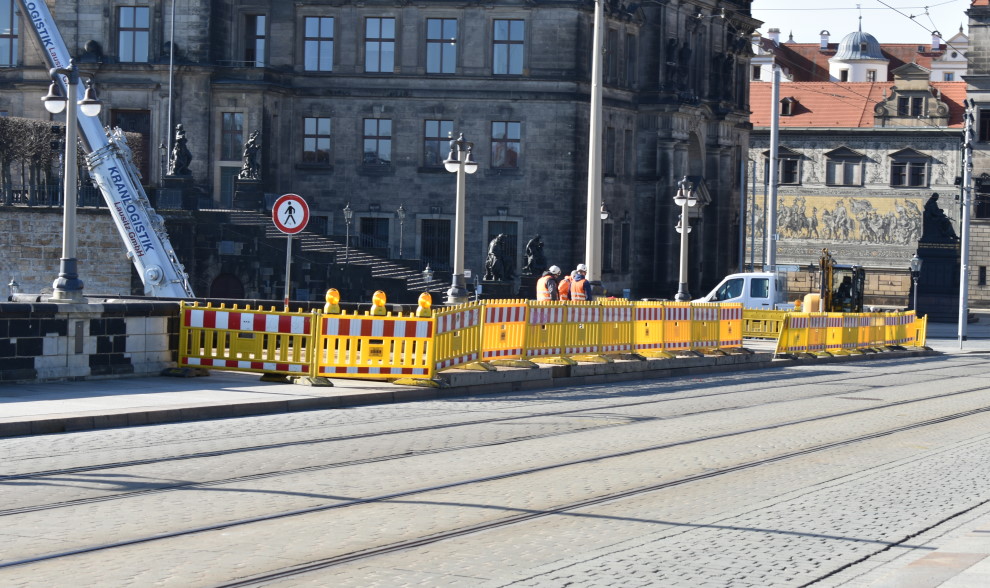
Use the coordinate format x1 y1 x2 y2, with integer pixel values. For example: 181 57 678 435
272 194 310 310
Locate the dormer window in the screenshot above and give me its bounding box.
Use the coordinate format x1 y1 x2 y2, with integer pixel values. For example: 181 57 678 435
840 69 849 82
763 147 802 185
780 97 796 116
866 69 877 82
897 96 924 117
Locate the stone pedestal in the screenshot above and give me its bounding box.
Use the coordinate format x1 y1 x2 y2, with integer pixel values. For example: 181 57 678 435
234 178 264 210
480 281 515 300
517 275 538 299
916 241 960 323
162 175 195 210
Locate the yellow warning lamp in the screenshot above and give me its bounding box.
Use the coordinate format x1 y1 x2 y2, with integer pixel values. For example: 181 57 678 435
416 292 433 317
371 290 387 316
323 288 341 314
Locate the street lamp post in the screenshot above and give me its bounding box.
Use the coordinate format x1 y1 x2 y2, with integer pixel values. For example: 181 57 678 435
443 132 478 304
396 203 406 259
343 202 353 265
673 176 698 301
41 60 102 302
910 253 923 312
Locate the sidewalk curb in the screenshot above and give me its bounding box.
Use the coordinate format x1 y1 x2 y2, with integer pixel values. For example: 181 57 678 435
0 347 940 438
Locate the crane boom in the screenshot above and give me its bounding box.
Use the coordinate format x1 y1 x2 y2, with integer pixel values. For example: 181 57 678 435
17 0 194 297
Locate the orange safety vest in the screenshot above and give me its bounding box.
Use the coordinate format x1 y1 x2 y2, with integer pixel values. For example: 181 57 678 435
536 275 556 300
558 276 572 300
571 278 588 301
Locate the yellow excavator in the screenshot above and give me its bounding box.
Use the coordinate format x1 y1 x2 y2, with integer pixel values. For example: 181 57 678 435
814 248 866 313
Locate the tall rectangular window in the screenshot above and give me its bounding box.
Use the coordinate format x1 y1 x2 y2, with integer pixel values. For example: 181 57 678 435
491 121 520 168
866 70 877 82
602 222 614 271
119 7 150 63
303 117 331 164
0 0 17 67
620 221 631 273
604 29 618 83
944 72 955 81
221 113 244 161
424 120 453 167
980 109 990 142
604 127 616 176
426 18 457 74
363 118 392 165
245 15 266 67
365 17 395 73
304 17 334 71
493 20 524 75
623 129 634 177
625 33 637 87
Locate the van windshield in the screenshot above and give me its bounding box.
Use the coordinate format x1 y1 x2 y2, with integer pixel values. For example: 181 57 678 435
715 278 744 301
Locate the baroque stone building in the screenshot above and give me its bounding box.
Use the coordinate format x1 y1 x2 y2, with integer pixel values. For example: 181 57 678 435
748 24 975 308
0 0 757 300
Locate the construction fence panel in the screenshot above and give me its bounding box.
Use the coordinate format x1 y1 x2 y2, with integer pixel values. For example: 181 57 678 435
776 313 811 354
524 302 567 360
632 303 666 353
663 304 694 351
433 303 484 372
314 311 434 380
742 309 787 339
481 300 528 361
806 314 829 353
599 301 634 353
690 304 722 350
563 303 603 356
884 312 913 347
718 304 744 349
914 315 928 347
178 303 315 376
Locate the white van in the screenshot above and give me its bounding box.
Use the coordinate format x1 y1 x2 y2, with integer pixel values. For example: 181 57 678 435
694 272 794 310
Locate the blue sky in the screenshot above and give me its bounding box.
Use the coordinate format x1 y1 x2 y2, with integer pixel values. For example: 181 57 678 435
750 0 970 45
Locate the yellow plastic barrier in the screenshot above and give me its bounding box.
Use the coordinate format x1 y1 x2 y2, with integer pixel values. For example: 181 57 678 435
632 302 666 354
663 303 693 351
599 301 634 353
433 302 484 372
314 310 434 380
562 302 603 356
914 314 928 347
717 304 744 349
524 301 567 360
481 300 528 361
742 309 787 339
775 313 812 354
690 304 722 350
178 302 316 376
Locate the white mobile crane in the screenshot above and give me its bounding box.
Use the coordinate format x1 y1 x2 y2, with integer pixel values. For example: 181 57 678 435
17 0 194 297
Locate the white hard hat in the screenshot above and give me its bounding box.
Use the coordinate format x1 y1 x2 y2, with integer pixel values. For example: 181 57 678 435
576 263 588 272
549 265 561 275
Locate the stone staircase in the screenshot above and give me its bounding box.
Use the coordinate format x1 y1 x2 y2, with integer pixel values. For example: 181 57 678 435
225 210 447 295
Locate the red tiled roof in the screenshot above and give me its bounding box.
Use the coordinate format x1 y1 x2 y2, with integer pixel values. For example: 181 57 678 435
750 81 966 128
771 43 942 82
973 0 989 7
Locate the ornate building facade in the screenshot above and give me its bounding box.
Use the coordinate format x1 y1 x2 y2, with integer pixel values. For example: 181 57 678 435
748 24 974 308
0 0 758 300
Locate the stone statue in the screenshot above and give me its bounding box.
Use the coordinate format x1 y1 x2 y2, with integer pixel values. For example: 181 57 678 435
921 192 958 243
484 233 513 282
522 234 546 276
168 124 192 176
238 130 261 181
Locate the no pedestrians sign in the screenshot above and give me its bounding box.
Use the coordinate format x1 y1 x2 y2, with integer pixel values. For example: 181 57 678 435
272 193 310 234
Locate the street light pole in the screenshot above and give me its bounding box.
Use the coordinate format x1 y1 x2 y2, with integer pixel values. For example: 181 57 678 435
396 203 406 259
343 202 353 265
41 60 102 303
443 133 478 304
585 0 605 282
674 176 697 301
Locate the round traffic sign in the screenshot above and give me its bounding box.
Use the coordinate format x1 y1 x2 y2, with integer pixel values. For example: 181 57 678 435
272 193 310 234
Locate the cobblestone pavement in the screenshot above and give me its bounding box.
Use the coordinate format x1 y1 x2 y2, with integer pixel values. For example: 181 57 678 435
2 355 990 586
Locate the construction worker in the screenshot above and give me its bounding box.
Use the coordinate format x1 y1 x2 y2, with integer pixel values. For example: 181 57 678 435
536 266 562 300
570 263 594 301
558 270 575 301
